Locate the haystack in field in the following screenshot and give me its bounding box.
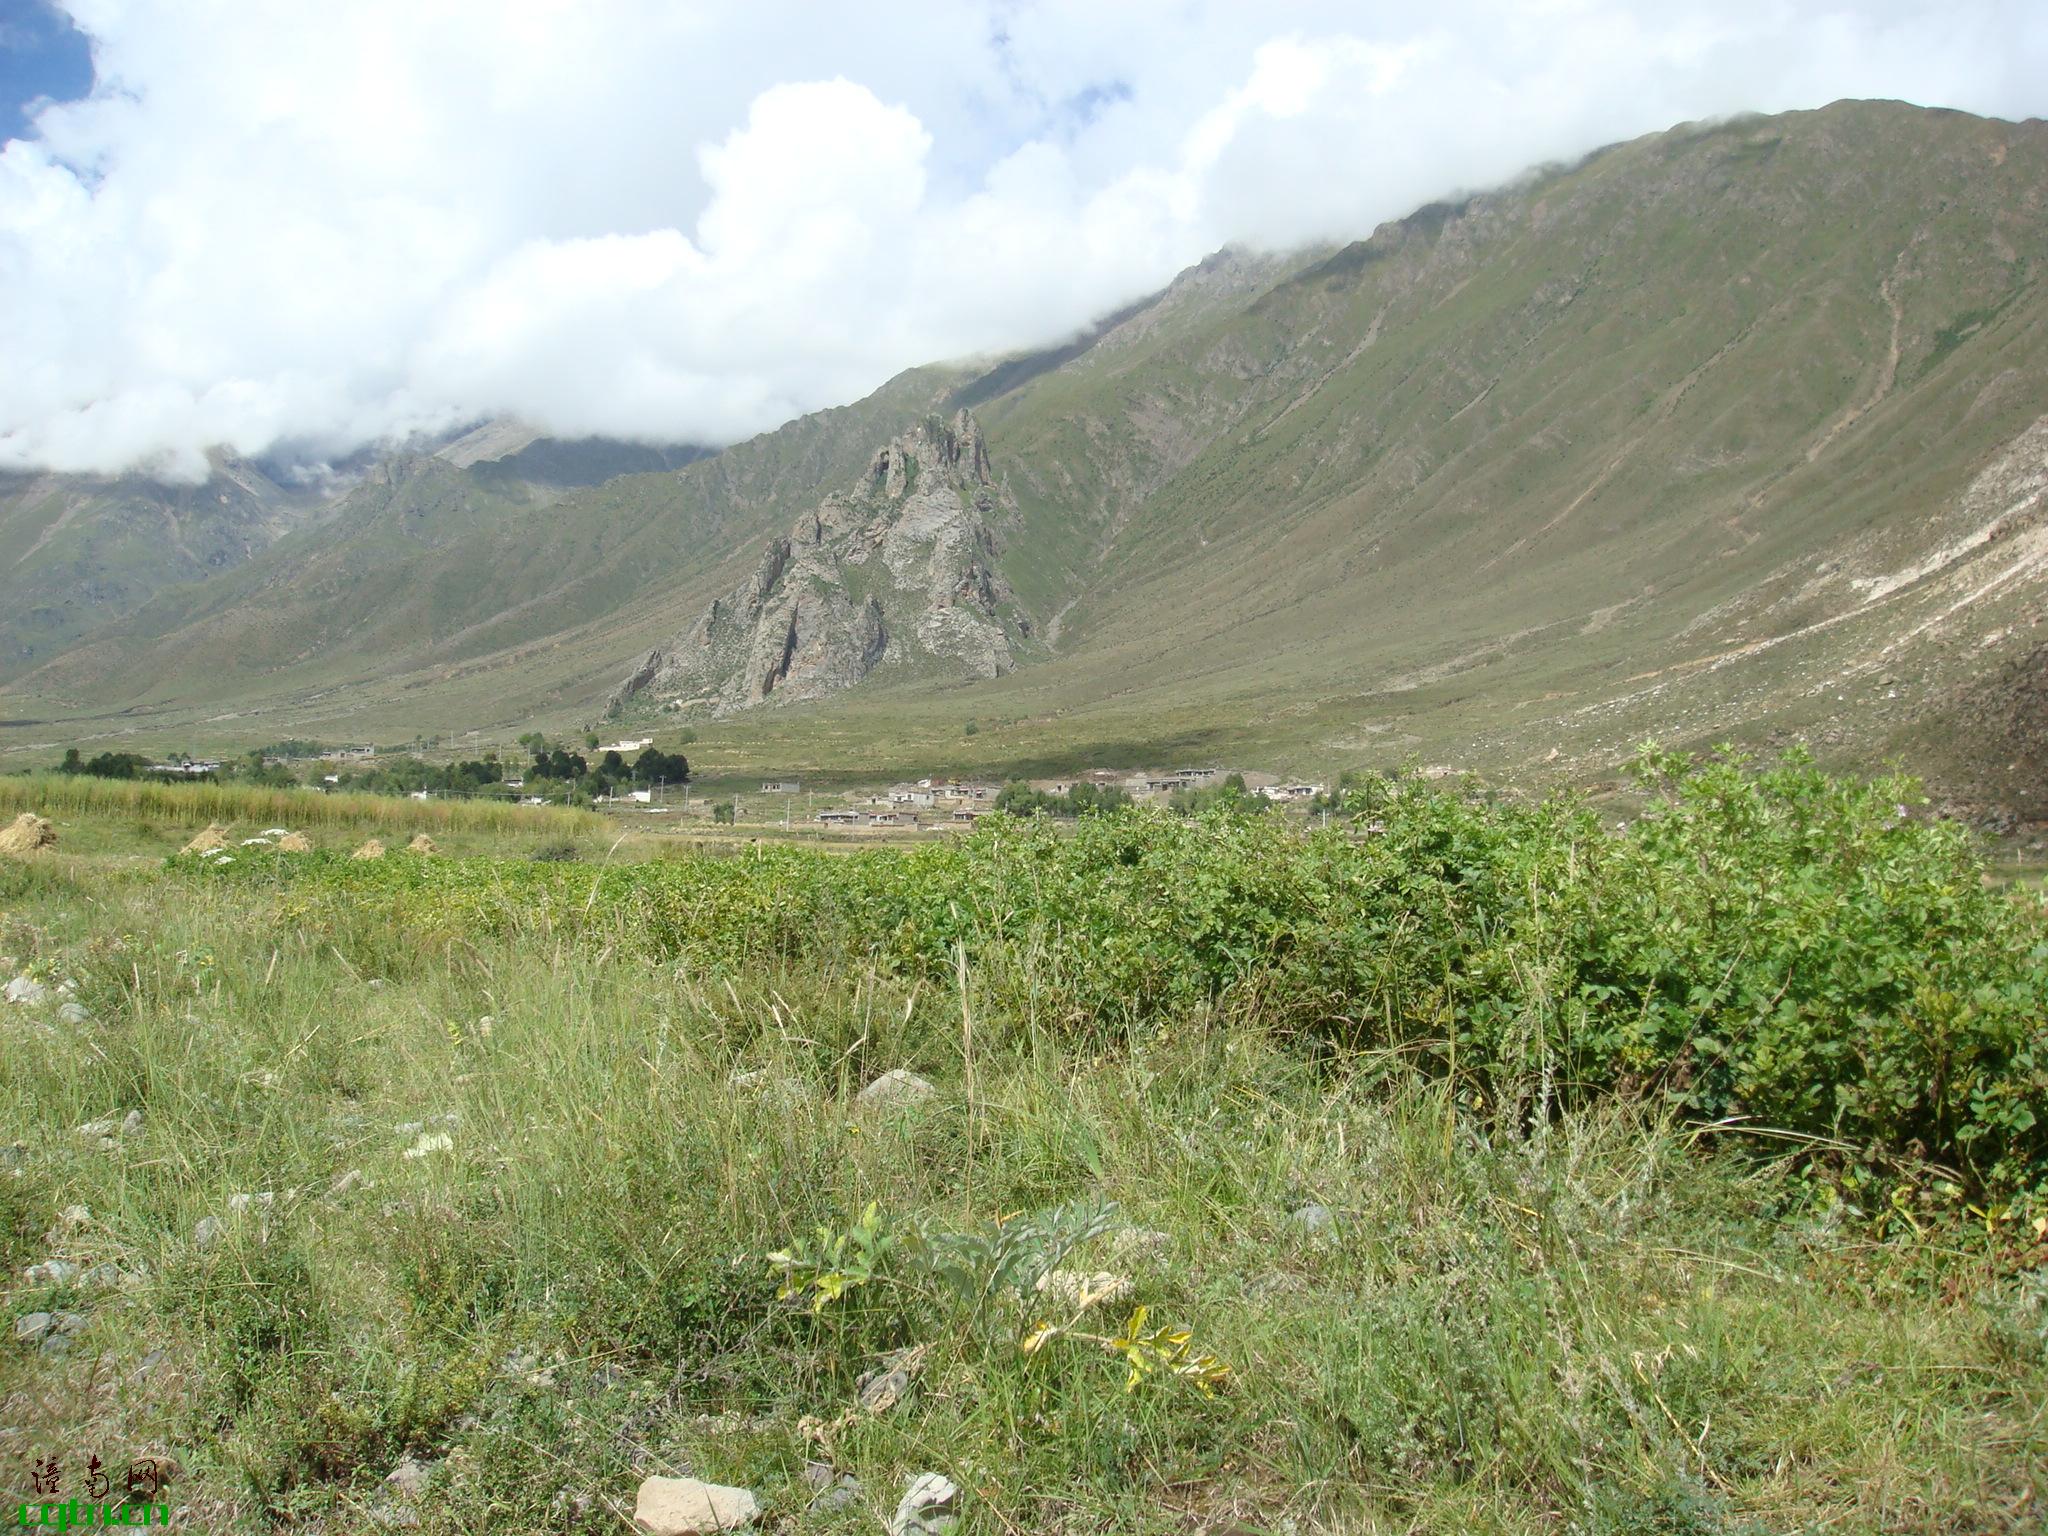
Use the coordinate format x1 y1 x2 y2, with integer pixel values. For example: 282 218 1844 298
406 833 439 855
278 831 314 853
0 813 56 856
181 823 231 855
351 839 386 860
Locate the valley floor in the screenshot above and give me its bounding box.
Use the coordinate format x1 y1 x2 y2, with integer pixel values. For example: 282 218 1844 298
1 776 2044 1534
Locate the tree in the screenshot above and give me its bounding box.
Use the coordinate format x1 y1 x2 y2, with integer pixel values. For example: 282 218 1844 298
632 748 689 784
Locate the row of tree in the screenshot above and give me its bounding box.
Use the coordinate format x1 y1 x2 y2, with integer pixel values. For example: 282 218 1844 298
990 780 1135 817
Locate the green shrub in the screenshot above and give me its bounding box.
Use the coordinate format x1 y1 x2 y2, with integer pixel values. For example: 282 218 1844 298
172 748 2048 1196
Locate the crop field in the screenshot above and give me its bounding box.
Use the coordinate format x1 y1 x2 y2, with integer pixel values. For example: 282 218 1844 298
1 749 2044 1533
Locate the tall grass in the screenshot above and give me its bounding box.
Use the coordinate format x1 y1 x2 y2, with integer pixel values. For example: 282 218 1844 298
0 771 605 839
0 850 2040 1533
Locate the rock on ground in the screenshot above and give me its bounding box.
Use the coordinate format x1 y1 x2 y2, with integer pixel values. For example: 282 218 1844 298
384 1456 432 1498
632 1476 760 1534
857 1068 934 1110
890 1472 959 1536
1289 1203 1337 1236
5 976 48 1006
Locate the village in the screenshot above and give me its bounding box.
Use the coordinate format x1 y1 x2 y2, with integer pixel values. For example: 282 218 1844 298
668 766 1335 835
108 734 1346 839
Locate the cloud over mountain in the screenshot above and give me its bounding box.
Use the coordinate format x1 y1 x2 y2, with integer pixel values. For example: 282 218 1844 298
2 0 2044 480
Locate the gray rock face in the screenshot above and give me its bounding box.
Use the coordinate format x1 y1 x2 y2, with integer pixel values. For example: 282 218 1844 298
632 1475 760 1534
612 411 1031 716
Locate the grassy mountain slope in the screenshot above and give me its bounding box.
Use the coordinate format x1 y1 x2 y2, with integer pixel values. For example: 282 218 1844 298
0 453 330 680
2 367 967 739
4 100 2045 808
830 100 2043 797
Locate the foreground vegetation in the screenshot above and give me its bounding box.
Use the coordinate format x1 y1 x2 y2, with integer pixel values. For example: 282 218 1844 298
1 751 2043 1532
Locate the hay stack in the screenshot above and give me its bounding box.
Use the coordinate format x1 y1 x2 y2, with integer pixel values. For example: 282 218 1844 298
0 812 56 856
406 832 439 855
180 823 231 855
350 838 386 860
278 831 314 853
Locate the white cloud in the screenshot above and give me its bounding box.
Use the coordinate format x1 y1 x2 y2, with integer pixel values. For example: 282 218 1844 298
1 0 2044 480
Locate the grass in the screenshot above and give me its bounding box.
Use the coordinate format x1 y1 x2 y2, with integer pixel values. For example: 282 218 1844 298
0 756 2044 1532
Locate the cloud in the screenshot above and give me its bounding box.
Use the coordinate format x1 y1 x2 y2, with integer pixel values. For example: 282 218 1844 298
1 0 2044 481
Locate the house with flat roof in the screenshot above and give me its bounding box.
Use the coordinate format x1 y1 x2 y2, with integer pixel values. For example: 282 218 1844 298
1260 782 1326 801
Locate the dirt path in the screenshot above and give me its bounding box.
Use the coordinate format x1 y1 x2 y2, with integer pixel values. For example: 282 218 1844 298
1805 252 1909 463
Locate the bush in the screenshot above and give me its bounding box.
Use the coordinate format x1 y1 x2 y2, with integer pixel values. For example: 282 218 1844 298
173 748 2048 1197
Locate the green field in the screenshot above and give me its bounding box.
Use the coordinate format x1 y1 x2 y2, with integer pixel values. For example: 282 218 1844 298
2 751 2043 1532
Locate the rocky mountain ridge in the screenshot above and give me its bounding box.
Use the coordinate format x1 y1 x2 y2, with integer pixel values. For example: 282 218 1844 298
611 410 1029 714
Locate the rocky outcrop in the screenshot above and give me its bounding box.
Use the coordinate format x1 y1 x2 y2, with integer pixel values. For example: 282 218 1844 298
612 411 1030 714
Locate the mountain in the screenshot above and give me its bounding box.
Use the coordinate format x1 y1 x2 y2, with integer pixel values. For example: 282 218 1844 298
611 410 1032 714
3 100 2046 819
1 366 968 732
0 451 331 677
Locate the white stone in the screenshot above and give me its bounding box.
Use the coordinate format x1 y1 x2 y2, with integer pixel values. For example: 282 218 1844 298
890 1472 959 1536
856 1068 934 1110
5 976 48 1006
632 1475 760 1534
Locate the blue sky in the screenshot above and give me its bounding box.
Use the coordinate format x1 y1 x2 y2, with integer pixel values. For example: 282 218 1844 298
0 0 90 142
